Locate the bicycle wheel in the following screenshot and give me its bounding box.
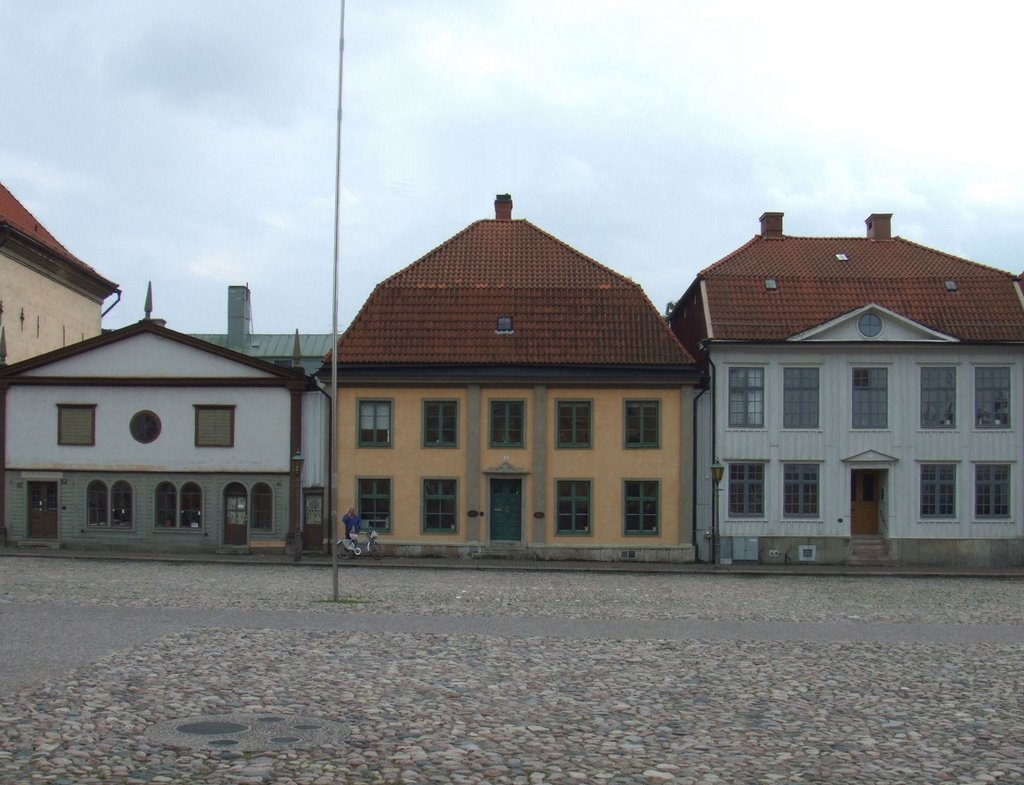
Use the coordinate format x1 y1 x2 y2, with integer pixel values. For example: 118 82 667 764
338 541 353 559
367 539 382 559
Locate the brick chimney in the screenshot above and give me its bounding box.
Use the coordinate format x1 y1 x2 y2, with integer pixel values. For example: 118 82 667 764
759 212 784 239
865 213 892 240
494 193 513 221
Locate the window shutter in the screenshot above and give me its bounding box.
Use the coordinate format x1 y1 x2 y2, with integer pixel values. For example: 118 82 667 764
58 406 95 445
195 407 234 446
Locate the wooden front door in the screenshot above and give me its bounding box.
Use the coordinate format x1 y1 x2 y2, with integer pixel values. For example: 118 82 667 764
851 470 880 535
223 483 248 546
302 492 324 551
489 478 522 542
28 482 59 540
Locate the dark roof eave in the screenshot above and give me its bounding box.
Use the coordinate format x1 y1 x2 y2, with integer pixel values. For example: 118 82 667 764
0 224 119 298
318 363 702 385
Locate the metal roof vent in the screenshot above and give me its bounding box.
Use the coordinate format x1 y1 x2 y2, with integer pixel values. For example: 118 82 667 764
944 280 958 292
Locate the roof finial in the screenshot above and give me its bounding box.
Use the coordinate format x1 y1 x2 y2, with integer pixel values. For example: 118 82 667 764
144 281 153 320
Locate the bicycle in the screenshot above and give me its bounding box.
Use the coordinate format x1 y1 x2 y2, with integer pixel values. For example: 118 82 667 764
338 521 383 559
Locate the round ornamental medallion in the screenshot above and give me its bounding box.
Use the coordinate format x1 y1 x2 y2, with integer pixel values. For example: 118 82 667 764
130 410 162 443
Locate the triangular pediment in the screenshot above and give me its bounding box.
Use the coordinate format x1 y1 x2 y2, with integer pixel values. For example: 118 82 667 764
483 459 530 475
790 304 957 343
842 449 898 464
0 320 307 382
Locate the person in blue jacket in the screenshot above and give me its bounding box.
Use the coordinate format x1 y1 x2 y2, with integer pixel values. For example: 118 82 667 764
342 506 362 542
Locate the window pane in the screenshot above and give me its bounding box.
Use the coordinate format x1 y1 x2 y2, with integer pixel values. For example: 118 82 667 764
359 401 391 446
181 482 203 528
852 368 887 428
975 464 1010 518
625 400 659 447
423 479 457 531
251 483 273 530
556 480 591 533
728 463 764 516
920 367 956 428
557 401 592 447
920 464 956 518
783 463 819 517
783 368 819 429
975 367 1010 428
156 482 177 528
728 368 764 428
490 401 524 447
87 481 107 526
423 401 457 447
624 480 659 534
358 478 392 531
111 480 133 528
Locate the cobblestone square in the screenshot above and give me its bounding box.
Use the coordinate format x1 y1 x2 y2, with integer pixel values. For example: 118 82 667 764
1 558 1022 784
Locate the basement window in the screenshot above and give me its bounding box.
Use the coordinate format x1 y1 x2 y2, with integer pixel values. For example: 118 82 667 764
496 316 514 334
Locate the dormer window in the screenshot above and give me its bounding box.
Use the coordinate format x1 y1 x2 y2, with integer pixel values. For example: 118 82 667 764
857 312 882 338
496 315 514 334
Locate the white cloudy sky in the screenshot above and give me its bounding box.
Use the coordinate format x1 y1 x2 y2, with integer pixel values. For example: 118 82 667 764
2 0 1022 336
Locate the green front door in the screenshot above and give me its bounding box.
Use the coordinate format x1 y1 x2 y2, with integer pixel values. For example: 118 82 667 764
489 478 522 542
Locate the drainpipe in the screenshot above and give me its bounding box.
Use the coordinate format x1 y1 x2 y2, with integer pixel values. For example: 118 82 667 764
691 381 707 555
706 348 718 563
101 290 122 318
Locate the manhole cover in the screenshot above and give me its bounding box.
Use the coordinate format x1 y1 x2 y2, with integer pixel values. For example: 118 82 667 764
147 713 349 752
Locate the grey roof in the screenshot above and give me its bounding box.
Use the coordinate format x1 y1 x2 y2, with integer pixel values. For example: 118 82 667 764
191 333 333 373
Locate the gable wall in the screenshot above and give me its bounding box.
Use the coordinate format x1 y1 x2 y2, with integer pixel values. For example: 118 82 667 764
0 251 103 364
24 333 279 379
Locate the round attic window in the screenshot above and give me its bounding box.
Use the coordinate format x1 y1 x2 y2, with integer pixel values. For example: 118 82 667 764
130 411 162 444
857 313 882 338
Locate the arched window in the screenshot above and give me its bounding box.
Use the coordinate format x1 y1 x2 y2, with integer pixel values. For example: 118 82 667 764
111 481 133 528
181 482 203 529
155 482 176 528
87 481 108 527
251 483 273 531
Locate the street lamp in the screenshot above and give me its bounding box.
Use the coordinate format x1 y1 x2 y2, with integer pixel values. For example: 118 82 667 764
710 459 724 565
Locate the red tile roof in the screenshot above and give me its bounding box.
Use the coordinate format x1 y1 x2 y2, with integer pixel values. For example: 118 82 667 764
700 234 1024 342
336 217 695 366
0 180 118 293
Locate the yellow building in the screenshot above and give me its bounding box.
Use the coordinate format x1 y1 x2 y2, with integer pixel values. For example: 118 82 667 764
0 182 119 364
331 195 701 562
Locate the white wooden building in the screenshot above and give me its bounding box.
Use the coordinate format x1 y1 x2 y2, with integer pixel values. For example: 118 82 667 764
672 212 1024 567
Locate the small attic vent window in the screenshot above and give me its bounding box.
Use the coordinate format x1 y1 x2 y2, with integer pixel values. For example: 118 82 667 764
836 253 849 262
764 277 778 290
496 315 514 334
944 279 958 292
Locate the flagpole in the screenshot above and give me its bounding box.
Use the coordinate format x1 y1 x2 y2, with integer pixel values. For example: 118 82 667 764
331 0 346 602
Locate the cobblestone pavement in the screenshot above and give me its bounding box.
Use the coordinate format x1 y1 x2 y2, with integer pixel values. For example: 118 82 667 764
1 558 1023 784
